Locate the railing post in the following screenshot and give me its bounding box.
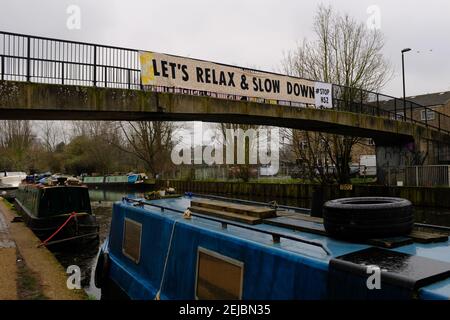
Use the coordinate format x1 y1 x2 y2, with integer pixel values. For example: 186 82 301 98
416 166 419 187
403 98 407 121
360 89 363 114
127 69 131 90
439 113 441 131
394 98 397 119
377 94 380 117
61 62 65 85
26 36 31 82
331 84 335 110
93 45 97 87
272 235 281 244
1 55 4 81
410 102 413 122
104 66 107 88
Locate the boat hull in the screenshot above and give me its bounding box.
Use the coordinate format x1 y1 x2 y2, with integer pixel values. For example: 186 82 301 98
15 198 99 244
96 196 450 300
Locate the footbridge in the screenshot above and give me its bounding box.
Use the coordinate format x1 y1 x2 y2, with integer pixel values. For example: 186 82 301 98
1 31 450 182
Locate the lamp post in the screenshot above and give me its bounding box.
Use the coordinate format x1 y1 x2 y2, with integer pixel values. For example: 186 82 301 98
402 48 411 119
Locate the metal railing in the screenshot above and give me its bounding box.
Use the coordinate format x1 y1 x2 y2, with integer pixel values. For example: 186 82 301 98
384 165 450 187
0 31 141 89
1 30 450 135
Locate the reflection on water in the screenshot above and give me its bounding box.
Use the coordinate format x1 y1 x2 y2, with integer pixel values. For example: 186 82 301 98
52 188 450 300
88 189 147 203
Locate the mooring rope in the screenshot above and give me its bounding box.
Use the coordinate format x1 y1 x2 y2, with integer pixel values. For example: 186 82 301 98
38 212 77 247
155 220 178 300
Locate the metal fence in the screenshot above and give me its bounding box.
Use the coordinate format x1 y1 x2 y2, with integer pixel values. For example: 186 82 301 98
158 164 296 181
1 30 450 135
0 31 141 89
385 165 450 187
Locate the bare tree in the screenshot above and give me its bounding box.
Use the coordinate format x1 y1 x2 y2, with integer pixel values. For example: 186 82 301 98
282 5 392 183
113 121 176 177
39 121 65 152
0 120 35 171
281 128 334 184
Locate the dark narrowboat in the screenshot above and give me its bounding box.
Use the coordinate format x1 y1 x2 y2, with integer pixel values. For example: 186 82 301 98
95 194 450 300
14 178 99 247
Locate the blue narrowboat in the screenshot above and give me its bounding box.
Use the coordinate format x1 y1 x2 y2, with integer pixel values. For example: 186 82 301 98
95 194 450 300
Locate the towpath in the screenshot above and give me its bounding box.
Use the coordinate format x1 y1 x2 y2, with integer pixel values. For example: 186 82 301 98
0 198 87 300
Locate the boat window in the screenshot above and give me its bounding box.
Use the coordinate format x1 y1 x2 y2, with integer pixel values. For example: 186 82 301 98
122 218 142 264
195 248 243 300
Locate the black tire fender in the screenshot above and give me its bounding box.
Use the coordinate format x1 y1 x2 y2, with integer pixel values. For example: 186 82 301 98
323 197 414 239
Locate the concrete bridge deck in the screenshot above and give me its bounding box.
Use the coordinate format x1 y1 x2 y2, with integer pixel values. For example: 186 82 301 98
1 80 449 146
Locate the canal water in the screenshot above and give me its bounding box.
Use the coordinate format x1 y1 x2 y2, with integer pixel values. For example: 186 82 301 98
52 188 450 299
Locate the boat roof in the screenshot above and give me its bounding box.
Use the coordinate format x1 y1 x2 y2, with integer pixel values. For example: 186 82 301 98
19 183 88 189
120 195 450 299
1 172 27 176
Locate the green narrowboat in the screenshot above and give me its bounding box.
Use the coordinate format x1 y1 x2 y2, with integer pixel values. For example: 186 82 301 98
81 173 148 189
14 181 99 247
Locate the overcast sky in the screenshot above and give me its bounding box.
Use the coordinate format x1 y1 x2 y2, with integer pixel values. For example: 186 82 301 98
1 0 449 98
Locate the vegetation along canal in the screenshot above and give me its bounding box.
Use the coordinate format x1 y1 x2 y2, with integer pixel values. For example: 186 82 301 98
48 188 450 300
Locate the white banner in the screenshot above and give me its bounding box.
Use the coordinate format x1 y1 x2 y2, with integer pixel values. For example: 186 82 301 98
140 51 332 107
314 82 333 108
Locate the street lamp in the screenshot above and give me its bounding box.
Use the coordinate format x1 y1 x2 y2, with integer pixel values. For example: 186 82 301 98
402 48 412 118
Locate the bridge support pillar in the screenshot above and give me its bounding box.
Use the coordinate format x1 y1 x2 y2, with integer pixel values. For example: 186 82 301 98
375 138 435 185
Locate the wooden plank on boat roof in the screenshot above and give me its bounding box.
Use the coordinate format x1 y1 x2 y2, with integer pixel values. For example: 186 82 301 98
366 237 413 248
188 206 262 225
408 230 449 243
191 199 273 212
190 199 276 219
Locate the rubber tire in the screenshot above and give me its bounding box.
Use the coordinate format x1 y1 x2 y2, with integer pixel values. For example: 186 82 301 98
323 197 414 239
